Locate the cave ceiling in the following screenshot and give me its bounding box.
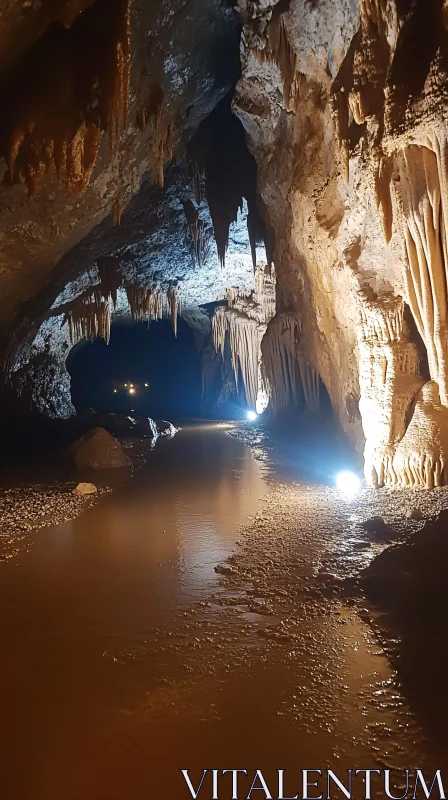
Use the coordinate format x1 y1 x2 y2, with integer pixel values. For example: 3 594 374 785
0 0 247 338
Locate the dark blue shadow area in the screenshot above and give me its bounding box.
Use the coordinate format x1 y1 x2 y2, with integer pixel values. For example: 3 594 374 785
67 318 202 419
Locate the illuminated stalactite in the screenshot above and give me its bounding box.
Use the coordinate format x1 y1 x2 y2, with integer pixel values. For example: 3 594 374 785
1 0 132 196
124 283 180 335
67 293 111 345
212 267 276 411
330 0 391 183
125 284 163 322
187 97 268 269
254 0 297 110
182 199 212 267
166 288 181 337
261 311 320 415
261 312 303 415
97 256 123 309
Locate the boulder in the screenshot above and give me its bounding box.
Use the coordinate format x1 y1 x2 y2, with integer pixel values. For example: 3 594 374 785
132 417 158 438
155 420 178 437
73 482 98 495
68 427 132 470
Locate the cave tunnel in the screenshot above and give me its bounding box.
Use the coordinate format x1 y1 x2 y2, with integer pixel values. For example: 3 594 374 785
67 318 203 420
1 0 448 793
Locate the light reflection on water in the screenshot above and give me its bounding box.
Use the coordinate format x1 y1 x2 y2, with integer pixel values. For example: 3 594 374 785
0 423 445 799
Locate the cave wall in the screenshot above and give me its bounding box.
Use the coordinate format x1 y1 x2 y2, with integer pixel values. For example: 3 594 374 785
234 0 448 486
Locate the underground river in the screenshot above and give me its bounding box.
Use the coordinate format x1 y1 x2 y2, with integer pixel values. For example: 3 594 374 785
0 422 447 799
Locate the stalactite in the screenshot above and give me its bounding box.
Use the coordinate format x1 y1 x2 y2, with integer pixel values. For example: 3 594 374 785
361 130 448 488
187 97 268 269
330 0 389 184
261 312 303 415
374 152 394 242
212 306 262 409
212 267 276 411
150 119 174 188
97 256 123 309
260 312 321 416
298 356 320 412
149 86 164 134
2 0 132 197
112 197 124 226
125 283 163 321
166 288 180 337
182 200 211 266
66 293 111 345
255 1 297 109
106 0 132 144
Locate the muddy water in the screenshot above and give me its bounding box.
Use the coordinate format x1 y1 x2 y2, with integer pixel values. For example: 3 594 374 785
0 423 445 799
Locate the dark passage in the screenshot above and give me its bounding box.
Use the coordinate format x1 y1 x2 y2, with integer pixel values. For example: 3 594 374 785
68 318 202 419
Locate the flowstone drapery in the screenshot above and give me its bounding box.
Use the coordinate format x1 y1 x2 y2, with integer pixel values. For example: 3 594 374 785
261 312 320 415
212 266 276 412
365 130 448 487
357 293 424 487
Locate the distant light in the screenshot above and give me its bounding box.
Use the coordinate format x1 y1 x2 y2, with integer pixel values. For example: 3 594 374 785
144 383 149 387
130 383 134 388
124 383 128 388
129 387 135 395
247 410 258 421
336 471 361 495
113 389 117 393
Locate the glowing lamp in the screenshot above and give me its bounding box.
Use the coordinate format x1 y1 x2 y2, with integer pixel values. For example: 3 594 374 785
247 410 258 421
129 387 135 395
336 471 361 495
113 389 117 393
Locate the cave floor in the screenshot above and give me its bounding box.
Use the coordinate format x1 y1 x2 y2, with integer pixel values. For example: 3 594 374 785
0 422 447 799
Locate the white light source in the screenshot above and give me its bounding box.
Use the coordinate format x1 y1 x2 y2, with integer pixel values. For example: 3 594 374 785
247 410 258 421
336 471 361 495
129 387 135 395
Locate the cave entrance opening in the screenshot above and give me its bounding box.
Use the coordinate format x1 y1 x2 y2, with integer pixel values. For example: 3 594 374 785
67 318 202 422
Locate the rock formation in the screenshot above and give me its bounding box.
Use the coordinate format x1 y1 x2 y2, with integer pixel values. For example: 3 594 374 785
233 0 448 486
68 427 132 470
212 266 276 412
2 0 448 487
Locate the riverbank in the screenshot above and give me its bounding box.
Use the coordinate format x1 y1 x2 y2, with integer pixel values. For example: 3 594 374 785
0 423 172 561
